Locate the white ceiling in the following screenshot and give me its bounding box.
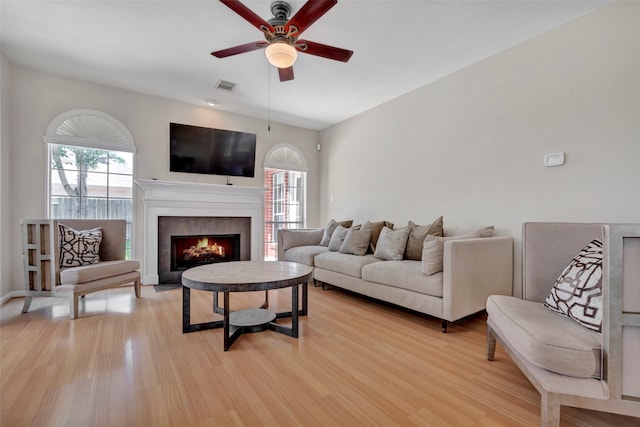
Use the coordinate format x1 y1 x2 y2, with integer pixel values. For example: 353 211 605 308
1 0 607 130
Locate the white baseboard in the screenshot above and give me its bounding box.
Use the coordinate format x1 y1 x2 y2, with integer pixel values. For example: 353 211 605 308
143 275 159 285
0 290 26 305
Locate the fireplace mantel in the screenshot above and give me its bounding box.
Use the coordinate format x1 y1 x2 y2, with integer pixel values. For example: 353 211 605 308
136 179 265 284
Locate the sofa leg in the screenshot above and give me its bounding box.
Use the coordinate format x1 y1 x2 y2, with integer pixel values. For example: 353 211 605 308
441 320 448 333
540 392 561 427
487 325 497 361
22 295 33 314
134 279 141 298
69 295 79 320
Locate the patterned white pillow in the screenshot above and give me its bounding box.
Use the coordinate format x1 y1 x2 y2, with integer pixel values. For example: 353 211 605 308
544 239 603 332
59 224 103 267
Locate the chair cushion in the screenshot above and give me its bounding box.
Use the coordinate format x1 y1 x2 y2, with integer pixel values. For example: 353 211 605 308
283 246 329 266
487 295 601 378
59 260 140 285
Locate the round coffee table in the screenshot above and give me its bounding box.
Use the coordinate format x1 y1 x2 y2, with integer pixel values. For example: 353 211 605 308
181 261 313 351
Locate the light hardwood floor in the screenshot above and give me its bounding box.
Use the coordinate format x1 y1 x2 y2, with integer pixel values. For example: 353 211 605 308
1 284 638 426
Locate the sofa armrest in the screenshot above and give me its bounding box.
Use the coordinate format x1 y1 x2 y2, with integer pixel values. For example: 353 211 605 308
277 228 324 261
442 236 513 322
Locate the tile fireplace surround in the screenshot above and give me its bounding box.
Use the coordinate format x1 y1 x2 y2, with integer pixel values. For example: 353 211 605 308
135 179 265 284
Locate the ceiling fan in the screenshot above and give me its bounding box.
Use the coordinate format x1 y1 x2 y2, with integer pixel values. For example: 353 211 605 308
211 0 353 82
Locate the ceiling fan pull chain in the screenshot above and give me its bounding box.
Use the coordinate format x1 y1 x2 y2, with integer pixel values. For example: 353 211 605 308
268 64 271 132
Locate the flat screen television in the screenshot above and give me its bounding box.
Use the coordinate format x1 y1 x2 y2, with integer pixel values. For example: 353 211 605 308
169 123 257 177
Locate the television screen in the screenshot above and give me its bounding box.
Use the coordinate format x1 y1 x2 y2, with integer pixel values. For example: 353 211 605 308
169 123 256 177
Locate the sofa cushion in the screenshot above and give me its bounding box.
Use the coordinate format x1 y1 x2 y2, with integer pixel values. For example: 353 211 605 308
361 220 394 253
362 260 443 297
374 226 410 261
59 224 102 267
320 219 353 246
487 295 601 379
284 245 329 266
404 216 444 261
339 229 371 256
314 252 381 278
422 226 494 275
59 259 140 285
544 239 603 332
328 225 350 251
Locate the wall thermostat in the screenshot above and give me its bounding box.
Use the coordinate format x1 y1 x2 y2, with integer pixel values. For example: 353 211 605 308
544 152 565 167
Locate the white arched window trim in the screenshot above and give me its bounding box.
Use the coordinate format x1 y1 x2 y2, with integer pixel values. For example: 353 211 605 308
43 109 136 153
263 143 307 172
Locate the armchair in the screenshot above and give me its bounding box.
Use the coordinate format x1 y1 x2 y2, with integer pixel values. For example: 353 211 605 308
21 219 141 319
486 222 640 426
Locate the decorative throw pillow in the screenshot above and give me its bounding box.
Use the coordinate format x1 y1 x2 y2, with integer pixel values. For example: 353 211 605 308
361 220 394 253
404 216 444 261
374 226 411 261
58 224 102 267
320 219 353 246
339 229 372 256
544 239 603 332
328 225 350 251
421 226 494 275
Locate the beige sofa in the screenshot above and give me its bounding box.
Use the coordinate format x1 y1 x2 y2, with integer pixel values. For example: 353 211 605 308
278 224 513 331
486 222 640 425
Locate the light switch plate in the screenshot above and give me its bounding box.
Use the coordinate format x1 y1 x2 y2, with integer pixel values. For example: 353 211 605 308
544 152 565 167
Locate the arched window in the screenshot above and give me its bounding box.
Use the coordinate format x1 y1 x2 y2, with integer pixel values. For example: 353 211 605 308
263 144 307 260
44 109 136 257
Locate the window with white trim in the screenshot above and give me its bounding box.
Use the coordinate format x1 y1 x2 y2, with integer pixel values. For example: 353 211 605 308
263 144 308 261
45 110 136 258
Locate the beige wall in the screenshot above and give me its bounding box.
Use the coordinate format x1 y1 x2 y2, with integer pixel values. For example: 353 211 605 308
3 66 320 294
318 2 640 297
1 52 11 299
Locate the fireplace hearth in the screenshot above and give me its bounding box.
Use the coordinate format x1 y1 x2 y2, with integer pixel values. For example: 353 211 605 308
171 234 240 271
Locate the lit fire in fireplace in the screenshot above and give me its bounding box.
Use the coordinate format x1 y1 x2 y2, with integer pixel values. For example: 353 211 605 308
183 237 225 260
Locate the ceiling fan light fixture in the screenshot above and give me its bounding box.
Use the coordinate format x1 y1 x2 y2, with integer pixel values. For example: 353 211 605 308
265 42 297 68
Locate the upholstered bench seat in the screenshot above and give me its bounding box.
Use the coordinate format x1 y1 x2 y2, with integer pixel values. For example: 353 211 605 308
487 294 601 379
59 260 140 285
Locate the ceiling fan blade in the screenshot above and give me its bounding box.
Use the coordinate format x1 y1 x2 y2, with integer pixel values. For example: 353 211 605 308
278 66 295 82
219 0 274 32
297 40 353 62
285 0 337 36
211 41 268 58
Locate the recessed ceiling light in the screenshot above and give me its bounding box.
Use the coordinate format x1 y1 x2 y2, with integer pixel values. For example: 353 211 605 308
205 99 218 107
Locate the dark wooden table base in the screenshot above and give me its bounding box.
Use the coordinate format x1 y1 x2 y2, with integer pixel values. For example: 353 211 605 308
182 282 308 351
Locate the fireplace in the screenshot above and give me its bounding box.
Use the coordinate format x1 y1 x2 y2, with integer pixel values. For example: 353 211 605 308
157 216 251 284
135 179 265 285
171 233 241 271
